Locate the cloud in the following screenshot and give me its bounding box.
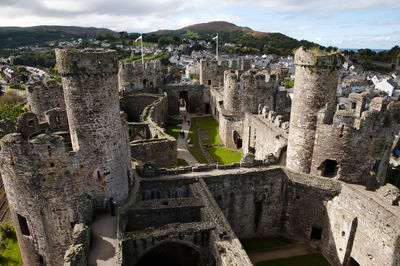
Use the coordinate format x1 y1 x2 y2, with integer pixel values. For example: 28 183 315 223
246 0 400 11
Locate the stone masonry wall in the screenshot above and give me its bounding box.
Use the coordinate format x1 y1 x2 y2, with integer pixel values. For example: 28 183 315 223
287 48 343 174
27 80 66 122
56 49 131 205
243 113 288 162
204 168 287 239
118 60 163 92
0 133 92 266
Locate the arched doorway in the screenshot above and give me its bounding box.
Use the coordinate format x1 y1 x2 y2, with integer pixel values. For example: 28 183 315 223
179 91 189 112
136 241 202 266
233 131 242 149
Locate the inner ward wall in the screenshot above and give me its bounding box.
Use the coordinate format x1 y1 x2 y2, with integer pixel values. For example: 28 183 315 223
204 168 287 239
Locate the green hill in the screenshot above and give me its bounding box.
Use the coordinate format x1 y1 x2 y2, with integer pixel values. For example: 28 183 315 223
149 21 322 55
0 25 117 49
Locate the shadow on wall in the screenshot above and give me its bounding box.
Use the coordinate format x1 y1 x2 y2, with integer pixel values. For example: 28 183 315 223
135 240 203 266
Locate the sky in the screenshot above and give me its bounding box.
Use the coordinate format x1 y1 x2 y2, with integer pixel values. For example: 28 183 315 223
0 0 399 49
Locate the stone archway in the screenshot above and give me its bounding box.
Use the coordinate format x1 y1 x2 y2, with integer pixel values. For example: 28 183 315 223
135 240 203 266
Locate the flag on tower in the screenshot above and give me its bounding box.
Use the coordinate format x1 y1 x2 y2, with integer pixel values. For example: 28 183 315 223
212 35 218 40
135 35 142 42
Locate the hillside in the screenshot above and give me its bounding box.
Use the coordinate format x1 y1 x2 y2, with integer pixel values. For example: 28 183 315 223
150 21 321 55
0 25 117 49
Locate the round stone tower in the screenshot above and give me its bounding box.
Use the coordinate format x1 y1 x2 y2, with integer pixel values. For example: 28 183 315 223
223 70 241 112
286 47 342 173
55 49 130 204
0 132 92 266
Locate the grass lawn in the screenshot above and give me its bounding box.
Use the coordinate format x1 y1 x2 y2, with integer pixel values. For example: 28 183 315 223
165 118 182 139
188 116 242 164
207 146 243 165
177 159 189 166
0 236 23 265
255 253 330 266
188 117 208 164
241 237 289 252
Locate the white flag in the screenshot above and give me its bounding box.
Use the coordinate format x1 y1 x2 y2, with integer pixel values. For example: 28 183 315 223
135 35 142 42
212 35 218 40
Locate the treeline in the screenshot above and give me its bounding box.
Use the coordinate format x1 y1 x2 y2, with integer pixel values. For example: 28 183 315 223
343 46 400 73
12 50 56 68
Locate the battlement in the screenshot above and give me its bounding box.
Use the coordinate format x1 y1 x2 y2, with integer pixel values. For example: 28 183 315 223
294 47 343 68
119 59 162 71
55 49 118 76
224 69 276 84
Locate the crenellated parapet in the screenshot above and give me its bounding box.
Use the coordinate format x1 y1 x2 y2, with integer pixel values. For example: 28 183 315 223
311 95 400 187
118 60 163 92
0 126 92 265
199 58 251 88
223 69 278 113
26 79 66 122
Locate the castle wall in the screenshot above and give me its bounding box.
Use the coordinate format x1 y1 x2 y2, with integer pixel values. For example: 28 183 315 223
118 60 163 92
325 184 400 266
129 92 176 168
27 80 66 122
204 168 287 239
0 133 92 266
55 49 131 204
161 85 205 114
223 70 278 114
310 102 399 187
130 139 176 168
287 48 342 174
218 113 244 150
121 94 160 122
242 113 288 162
199 58 251 89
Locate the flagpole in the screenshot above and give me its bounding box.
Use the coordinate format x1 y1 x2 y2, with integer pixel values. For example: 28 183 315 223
140 34 144 68
216 33 219 60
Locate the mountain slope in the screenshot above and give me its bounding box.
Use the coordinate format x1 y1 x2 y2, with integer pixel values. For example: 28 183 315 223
0 26 117 49
150 21 321 54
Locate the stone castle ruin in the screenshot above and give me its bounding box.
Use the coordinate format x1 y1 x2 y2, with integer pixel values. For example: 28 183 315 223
0 47 398 266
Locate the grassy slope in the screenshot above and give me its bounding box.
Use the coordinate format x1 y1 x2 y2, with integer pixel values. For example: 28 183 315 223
189 116 242 164
0 236 23 265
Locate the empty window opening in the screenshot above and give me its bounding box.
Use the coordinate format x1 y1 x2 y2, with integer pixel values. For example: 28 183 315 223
321 159 338 177
50 162 54 167
339 124 344 138
351 102 357 109
310 227 322 240
205 103 210 113
97 171 101 180
28 119 34 127
150 81 154 88
47 145 52 157
233 131 242 149
208 80 211 85
143 79 147 86
17 214 30 236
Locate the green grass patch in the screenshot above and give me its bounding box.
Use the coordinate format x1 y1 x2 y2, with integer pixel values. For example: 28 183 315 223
255 253 330 266
207 146 243 165
241 237 289 252
0 226 23 266
165 118 182 139
188 117 208 164
177 159 189 166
